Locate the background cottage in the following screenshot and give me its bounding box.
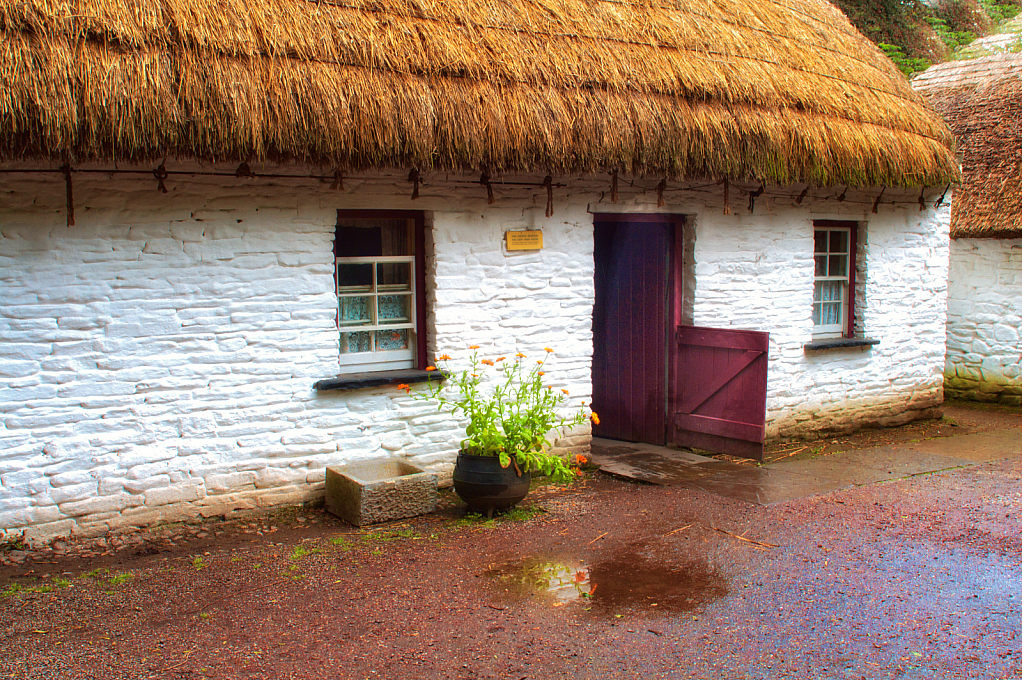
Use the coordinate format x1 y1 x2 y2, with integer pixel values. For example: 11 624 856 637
1 0 957 543
914 54 1022 406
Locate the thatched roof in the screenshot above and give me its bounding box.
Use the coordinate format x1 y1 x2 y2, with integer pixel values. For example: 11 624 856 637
0 0 958 187
914 54 1022 238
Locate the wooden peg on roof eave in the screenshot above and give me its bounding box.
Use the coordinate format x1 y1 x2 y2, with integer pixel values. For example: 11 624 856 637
722 177 731 215
60 164 74 227
872 186 886 214
409 169 421 200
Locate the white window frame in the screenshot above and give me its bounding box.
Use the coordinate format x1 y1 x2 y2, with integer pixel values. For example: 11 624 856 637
813 225 852 338
336 255 417 372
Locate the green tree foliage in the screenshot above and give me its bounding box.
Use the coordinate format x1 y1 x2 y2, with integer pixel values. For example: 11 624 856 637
834 0 1020 76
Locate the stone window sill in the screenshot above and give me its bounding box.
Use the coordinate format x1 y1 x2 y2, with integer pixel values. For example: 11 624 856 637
314 369 447 392
803 337 880 352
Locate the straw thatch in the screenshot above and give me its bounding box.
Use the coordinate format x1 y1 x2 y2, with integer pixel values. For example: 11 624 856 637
0 0 958 186
914 54 1022 238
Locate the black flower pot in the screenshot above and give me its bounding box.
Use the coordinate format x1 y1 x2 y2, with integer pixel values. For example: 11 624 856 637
452 452 531 517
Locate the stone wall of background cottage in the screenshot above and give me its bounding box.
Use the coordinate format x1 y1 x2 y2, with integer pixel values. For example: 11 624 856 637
0 167 948 542
944 238 1022 405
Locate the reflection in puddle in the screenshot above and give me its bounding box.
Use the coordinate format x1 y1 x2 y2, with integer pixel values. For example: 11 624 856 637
486 559 594 602
484 549 729 614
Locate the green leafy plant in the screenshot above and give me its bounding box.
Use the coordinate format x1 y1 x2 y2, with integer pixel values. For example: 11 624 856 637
402 347 596 483
878 42 932 75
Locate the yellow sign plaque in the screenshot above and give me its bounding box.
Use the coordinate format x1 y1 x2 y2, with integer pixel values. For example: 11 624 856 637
505 230 544 251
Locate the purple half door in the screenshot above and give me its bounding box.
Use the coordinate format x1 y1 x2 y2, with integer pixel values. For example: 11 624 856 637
591 215 681 445
671 326 770 460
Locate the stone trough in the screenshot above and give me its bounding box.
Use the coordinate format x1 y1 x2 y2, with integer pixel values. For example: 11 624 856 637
325 459 438 527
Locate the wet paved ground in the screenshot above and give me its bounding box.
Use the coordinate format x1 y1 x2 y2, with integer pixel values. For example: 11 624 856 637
592 428 1021 504
1 412 1020 679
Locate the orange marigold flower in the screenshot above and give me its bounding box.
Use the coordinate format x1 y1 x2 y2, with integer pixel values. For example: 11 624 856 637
437 354 452 361
480 359 495 366
468 345 480 349
515 352 526 358
425 366 437 372
471 373 479 378
537 360 544 365
538 371 545 376
495 356 506 362
544 347 554 353
561 388 570 395
574 454 587 465
396 383 410 391
590 411 600 425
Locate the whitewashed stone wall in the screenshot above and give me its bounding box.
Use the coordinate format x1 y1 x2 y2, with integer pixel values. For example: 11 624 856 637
945 238 1022 405
685 196 950 438
1 166 948 542
0 166 595 543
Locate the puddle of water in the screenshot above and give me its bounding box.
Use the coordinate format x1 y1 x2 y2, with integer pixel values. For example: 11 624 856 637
485 558 593 603
484 549 729 614
587 551 729 613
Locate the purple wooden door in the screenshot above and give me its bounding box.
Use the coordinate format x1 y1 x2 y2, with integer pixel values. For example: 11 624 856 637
591 218 674 444
671 326 769 460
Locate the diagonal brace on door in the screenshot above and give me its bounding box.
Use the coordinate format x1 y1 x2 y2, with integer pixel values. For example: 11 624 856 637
677 349 763 413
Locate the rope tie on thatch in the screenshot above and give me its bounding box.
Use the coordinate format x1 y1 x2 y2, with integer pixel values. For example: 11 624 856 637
480 173 494 204
153 163 169 193
409 169 421 200
331 170 344 191
657 179 667 208
837 186 847 202
60 164 74 227
795 186 809 205
935 184 950 208
722 177 731 215
543 176 554 217
872 187 886 214
611 171 619 203
918 188 927 212
748 183 764 213
235 163 253 178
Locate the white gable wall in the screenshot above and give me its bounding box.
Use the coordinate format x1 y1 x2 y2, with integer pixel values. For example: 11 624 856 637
945 238 1022 405
1 168 948 542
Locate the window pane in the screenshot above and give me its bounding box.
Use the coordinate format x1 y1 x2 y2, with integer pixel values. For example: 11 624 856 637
820 302 840 325
830 230 848 254
376 329 409 351
340 331 372 354
812 303 822 325
829 254 848 278
815 280 845 304
377 294 412 324
337 263 373 291
339 296 372 326
815 255 827 277
377 262 412 292
814 230 827 254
